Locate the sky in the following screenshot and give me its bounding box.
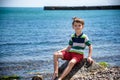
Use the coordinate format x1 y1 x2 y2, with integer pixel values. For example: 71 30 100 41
0 0 120 7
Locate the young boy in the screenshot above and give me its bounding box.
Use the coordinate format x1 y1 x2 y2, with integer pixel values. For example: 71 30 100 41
52 17 93 80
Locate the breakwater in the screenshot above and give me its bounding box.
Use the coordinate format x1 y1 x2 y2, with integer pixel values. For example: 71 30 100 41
44 5 120 10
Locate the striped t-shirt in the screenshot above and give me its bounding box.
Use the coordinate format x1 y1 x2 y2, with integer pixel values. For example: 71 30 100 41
69 33 91 54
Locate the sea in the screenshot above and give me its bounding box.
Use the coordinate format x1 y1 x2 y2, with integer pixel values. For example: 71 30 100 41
0 7 120 80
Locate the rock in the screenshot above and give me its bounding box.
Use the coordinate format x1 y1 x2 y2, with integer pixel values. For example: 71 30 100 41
32 75 43 80
0 75 20 80
31 59 120 80
58 58 104 80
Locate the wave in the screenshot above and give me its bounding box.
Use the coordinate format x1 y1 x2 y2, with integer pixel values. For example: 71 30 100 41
0 59 53 72
0 40 64 46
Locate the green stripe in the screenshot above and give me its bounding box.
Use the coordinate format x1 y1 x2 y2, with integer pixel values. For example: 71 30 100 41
85 41 91 46
71 34 75 37
81 34 86 38
69 50 84 54
69 40 73 45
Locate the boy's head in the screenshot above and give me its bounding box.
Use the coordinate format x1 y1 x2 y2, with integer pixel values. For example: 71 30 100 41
72 17 84 26
72 17 84 32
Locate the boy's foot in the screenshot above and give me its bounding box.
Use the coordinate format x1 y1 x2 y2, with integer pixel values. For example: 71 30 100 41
52 73 58 80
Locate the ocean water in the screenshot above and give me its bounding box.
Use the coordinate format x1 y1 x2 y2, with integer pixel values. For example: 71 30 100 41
0 8 120 79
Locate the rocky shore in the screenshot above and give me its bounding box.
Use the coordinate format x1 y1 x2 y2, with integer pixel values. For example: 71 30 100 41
0 59 120 80
35 59 120 80
24 66 120 80
0 67 120 80
81 66 120 80
57 59 120 80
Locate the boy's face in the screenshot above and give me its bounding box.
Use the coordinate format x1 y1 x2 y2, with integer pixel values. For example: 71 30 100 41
72 22 84 32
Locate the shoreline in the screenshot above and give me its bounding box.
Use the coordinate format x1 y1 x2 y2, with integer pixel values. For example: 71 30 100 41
0 66 120 80
44 5 120 10
29 66 120 80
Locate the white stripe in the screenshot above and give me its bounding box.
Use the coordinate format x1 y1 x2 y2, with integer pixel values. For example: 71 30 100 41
73 42 86 47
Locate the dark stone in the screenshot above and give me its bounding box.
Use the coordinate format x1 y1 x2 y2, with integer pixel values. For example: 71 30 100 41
58 58 103 80
32 75 43 80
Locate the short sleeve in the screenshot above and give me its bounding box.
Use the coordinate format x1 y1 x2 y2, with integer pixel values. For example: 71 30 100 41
85 35 92 46
69 37 73 46
69 34 74 46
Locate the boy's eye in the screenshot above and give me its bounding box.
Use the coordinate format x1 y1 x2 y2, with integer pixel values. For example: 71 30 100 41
74 24 82 27
75 25 77 27
79 25 82 27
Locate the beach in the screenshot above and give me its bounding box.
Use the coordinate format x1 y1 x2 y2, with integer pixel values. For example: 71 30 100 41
0 8 120 79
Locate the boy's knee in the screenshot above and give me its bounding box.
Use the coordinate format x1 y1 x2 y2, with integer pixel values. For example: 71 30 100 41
54 52 59 57
69 59 77 66
54 51 63 58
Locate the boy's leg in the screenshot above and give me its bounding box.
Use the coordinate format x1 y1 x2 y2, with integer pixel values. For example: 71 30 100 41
52 51 63 80
58 59 77 80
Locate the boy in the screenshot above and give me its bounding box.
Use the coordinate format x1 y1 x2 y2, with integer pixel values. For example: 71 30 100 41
52 17 93 80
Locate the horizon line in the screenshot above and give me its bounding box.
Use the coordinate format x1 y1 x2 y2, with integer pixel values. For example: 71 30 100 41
0 4 120 8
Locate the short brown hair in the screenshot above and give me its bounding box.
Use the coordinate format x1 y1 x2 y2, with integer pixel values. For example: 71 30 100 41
72 17 84 25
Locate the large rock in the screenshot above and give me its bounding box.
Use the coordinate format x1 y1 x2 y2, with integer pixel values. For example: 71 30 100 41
58 58 104 80
32 75 43 80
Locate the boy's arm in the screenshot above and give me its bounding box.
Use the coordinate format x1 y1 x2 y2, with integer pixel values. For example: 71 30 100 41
58 45 71 52
88 45 92 57
65 45 72 52
87 45 93 62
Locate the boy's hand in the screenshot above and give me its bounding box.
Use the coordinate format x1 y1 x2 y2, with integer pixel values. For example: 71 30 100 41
87 57 93 63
